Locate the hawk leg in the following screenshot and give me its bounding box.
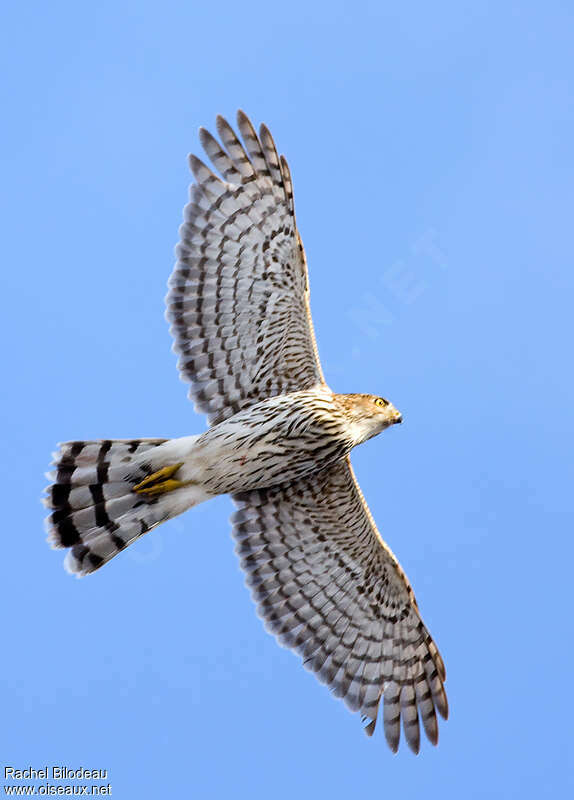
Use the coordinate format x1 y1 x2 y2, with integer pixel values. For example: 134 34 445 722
132 462 186 497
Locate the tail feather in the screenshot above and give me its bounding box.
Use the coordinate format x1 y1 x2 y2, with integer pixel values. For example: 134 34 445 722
44 437 204 576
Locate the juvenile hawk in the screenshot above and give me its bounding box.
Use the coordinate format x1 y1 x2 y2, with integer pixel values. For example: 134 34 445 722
45 111 448 753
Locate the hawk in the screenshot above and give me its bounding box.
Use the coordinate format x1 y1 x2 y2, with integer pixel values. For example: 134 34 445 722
44 111 448 753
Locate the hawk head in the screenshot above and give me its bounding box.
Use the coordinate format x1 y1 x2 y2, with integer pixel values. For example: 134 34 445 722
335 393 402 446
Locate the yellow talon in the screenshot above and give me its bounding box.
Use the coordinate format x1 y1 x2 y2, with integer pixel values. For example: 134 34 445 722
133 479 185 497
133 462 185 496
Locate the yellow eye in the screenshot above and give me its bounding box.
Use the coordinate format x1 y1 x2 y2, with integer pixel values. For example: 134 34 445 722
374 397 389 408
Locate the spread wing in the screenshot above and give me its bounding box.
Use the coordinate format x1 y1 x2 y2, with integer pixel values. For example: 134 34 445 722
231 458 448 753
166 111 325 426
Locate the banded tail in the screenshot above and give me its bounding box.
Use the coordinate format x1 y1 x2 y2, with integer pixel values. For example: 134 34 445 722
44 437 209 576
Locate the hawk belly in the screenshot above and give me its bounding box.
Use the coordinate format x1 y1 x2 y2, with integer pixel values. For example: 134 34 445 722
184 389 353 495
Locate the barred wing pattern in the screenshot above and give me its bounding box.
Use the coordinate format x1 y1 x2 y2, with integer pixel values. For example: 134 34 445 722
232 458 448 753
166 111 325 426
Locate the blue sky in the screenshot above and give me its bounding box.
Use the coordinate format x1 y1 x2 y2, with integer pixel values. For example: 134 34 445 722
2 1 573 797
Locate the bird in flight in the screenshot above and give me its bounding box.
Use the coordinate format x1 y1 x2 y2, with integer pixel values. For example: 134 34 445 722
44 111 448 753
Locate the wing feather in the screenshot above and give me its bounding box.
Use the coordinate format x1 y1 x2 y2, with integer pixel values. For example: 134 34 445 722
167 111 325 425
231 457 448 753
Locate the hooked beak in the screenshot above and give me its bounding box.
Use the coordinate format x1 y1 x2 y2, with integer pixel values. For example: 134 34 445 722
393 411 403 425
